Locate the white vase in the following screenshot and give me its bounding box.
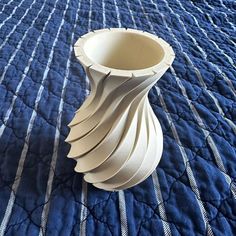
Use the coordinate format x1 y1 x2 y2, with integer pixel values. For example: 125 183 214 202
66 28 175 191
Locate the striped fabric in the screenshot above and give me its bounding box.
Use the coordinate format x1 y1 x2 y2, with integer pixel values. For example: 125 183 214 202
0 0 235 235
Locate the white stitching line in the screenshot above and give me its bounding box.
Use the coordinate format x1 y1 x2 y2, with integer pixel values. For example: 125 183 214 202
0 0 58 138
137 0 154 32
0 0 48 84
149 0 236 135
176 0 236 70
203 0 235 30
152 171 172 236
79 179 88 236
83 0 93 98
118 191 128 236
138 0 216 234
0 0 69 234
218 0 235 15
113 0 122 28
155 86 214 236
159 0 236 97
0 0 39 52
125 0 137 28
0 0 15 14
0 0 26 30
155 0 236 198
0 0 52 139
195 0 236 46
39 0 82 234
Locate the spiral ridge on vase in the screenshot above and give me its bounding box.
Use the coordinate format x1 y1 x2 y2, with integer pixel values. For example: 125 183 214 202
66 28 175 191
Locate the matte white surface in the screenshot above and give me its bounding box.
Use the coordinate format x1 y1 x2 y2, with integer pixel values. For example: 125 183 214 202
66 28 175 191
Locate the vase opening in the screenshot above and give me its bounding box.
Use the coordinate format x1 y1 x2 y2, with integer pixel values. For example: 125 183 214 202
83 30 165 71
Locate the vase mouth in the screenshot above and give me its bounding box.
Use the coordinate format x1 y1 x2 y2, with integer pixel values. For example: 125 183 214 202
74 28 175 77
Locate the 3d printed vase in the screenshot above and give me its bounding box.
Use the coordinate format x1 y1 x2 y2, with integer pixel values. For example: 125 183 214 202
66 28 175 191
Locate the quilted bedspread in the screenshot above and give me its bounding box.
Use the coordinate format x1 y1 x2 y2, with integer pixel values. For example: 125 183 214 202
0 0 235 235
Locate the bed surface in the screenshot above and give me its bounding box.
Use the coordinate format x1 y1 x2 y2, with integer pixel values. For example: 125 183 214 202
0 0 235 235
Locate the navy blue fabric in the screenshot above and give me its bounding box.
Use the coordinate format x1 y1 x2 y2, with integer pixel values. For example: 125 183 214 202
0 0 235 235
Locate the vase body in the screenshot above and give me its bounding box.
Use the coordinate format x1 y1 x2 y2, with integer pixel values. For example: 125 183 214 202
66 28 175 191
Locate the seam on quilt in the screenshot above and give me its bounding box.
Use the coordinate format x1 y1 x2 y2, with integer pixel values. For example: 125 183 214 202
0 0 69 139
159 86 236 140
0 0 70 234
82 0 93 101
131 167 233 236
159 0 236 96
147 0 236 135
138 1 232 233
0 15 81 51
0 0 53 137
154 86 235 128
0 71 82 112
208 0 235 17
0 46 83 86
102 0 106 28
200 0 235 46
150 102 236 152
156 87 214 236
154 0 236 198
79 180 88 236
38 0 81 233
3 69 233 139
0 0 41 53
0 1 50 83
171 63 236 197
204 0 235 31
152 171 172 236
0 0 26 31
113 0 121 28
118 191 128 236
0 0 15 14
0 0 235 235
137 0 226 234
176 0 236 77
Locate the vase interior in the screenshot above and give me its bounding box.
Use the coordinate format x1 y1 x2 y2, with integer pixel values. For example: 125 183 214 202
83 31 165 70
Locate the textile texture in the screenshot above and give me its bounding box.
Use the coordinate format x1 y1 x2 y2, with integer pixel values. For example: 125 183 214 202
0 0 235 235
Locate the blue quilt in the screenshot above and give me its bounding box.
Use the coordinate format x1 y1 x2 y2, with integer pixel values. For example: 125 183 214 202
0 0 235 235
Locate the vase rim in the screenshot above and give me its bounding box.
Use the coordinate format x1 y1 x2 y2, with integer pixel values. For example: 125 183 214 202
74 28 175 78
